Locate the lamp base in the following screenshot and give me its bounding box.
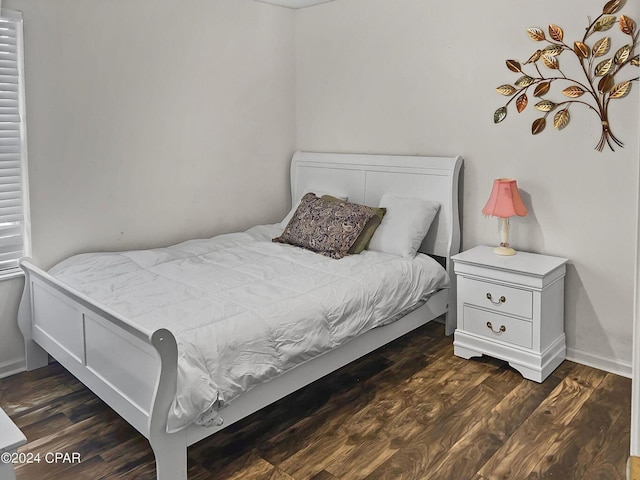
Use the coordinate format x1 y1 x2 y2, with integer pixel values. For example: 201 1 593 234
494 246 516 256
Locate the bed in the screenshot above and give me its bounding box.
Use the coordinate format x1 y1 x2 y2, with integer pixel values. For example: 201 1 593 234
17 151 463 479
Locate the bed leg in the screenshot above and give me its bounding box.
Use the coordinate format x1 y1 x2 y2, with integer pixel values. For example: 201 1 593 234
150 433 188 480
23 339 48 371
17 265 48 370
445 312 455 336
445 285 457 336
149 328 186 479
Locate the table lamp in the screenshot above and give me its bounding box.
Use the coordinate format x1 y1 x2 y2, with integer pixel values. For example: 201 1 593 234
482 178 528 256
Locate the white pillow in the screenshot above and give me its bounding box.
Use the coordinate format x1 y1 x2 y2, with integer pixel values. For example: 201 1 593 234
279 190 348 229
368 194 440 258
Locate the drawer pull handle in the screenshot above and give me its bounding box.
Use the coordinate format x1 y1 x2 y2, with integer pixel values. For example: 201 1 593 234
486 322 506 334
486 293 506 305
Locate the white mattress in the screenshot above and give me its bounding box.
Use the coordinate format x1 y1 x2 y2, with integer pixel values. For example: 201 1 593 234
50 224 449 432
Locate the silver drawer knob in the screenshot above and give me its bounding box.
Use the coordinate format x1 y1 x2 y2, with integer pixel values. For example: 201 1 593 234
486 293 506 305
486 321 506 334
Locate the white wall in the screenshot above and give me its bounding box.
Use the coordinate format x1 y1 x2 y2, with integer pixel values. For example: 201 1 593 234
295 0 639 374
1 0 637 378
0 279 24 376
0 0 296 375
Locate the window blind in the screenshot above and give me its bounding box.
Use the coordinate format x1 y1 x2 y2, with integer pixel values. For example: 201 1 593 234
0 11 28 276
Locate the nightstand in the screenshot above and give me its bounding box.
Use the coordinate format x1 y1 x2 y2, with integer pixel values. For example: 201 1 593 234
452 245 568 382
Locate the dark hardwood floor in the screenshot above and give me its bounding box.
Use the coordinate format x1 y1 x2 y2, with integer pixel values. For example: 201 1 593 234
0 322 631 480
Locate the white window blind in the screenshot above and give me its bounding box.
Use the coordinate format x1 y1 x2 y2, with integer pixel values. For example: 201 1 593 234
0 10 29 278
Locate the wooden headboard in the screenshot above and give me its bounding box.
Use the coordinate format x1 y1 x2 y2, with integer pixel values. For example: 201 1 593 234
290 151 463 262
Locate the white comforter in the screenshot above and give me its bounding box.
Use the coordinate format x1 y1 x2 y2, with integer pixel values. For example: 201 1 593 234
49 224 448 432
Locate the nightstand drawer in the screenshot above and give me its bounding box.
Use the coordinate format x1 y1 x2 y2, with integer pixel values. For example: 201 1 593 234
462 306 532 349
459 277 533 318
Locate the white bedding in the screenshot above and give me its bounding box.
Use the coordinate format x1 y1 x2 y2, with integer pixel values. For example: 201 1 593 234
49 224 448 432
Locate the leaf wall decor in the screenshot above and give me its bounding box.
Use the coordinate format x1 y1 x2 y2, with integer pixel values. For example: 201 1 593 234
515 75 535 87
534 82 551 96
534 100 556 112
497 84 517 96
516 93 529 112
527 28 546 41
574 41 590 58
549 24 564 41
595 58 614 76
594 16 617 31
526 50 543 63
532 117 546 134
615 44 631 63
598 74 615 93
562 86 586 97
620 15 635 35
603 0 622 15
592 37 611 57
506 59 522 72
543 45 564 56
610 81 632 98
554 109 571 130
542 54 560 69
494 107 507 124
493 0 639 151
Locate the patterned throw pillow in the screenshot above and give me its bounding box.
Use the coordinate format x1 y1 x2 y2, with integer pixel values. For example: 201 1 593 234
273 193 377 259
321 195 386 254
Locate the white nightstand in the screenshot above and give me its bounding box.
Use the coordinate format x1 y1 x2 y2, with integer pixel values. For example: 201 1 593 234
452 245 568 382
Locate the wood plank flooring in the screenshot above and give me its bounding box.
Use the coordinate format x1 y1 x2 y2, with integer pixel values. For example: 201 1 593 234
0 322 631 480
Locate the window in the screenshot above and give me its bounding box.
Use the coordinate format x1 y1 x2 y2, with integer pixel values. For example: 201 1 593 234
0 10 29 279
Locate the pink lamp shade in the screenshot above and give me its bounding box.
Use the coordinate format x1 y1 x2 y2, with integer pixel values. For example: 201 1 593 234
482 178 528 218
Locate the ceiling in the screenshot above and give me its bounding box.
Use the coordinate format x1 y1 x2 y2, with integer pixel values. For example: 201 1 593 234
254 0 335 8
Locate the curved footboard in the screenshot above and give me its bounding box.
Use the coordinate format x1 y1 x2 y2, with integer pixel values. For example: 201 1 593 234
17 259 187 479
17 261 48 371
149 329 187 480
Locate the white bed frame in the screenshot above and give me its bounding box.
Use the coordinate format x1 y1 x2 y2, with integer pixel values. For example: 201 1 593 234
18 151 462 479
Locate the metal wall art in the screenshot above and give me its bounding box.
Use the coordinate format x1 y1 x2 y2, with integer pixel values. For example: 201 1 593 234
494 0 638 151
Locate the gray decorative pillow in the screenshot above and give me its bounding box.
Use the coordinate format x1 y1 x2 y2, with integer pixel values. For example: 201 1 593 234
273 193 377 259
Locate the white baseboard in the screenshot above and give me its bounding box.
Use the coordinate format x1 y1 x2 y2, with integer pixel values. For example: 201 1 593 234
566 347 632 378
0 349 632 381
0 357 25 380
